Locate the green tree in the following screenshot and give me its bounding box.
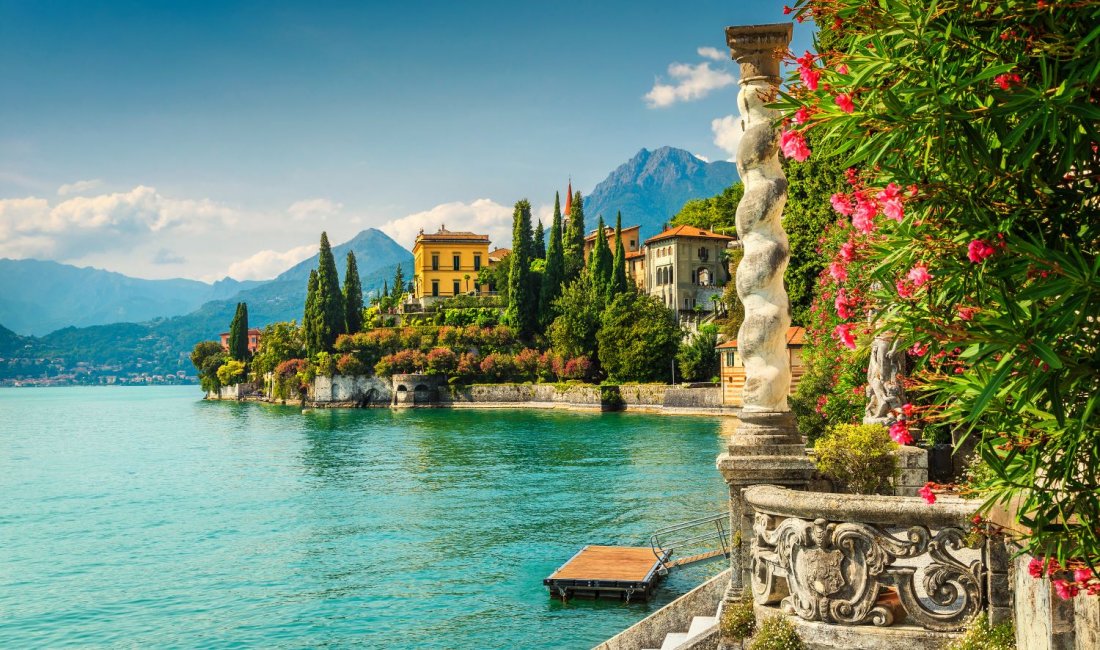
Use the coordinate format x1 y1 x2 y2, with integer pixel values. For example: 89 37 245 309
533 219 545 259
504 199 537 338
311 232 346 353
588 215 612 296
597 291 681 383
670 182 744 235
190 340 227 393
609 211 628 300
548 275 601 361
216 359 247 386
539 192 566 327
562 191 586 281
677 324 719 381
227 302 250 362
250 320 304 380
303 269 319 355
343 251 364 334
391 264 405 301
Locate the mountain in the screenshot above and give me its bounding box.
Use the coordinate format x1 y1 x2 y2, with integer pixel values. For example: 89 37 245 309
0 258 263 336
582 147 739 241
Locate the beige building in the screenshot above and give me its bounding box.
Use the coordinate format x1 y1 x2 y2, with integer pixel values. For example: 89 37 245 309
583 224 642 261
643 225 735 315
717 326 806 406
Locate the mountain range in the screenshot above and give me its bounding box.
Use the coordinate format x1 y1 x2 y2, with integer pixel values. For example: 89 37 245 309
0 146 737 382
583 146 738 241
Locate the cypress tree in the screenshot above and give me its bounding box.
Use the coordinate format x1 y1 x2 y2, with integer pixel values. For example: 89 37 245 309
539 192 566 326
563 191 586 281
589 215 613 296
391 264 405 301
533 219 546 259
382 280 389 299
228 302 250 361
314 232 346 352
343 251 364 334
610 211 628 299
304 269 320 356
505 199 536 338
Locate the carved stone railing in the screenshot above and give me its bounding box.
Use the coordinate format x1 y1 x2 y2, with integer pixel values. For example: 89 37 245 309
743 485 1004 633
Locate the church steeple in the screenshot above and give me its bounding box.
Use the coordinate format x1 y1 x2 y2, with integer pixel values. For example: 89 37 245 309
564 178 573 215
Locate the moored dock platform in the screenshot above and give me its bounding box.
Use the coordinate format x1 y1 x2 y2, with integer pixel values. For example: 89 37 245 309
543 545 669 602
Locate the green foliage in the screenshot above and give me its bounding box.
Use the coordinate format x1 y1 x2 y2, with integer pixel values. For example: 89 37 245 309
748 615 804 650
190 340 226 392
314 351 336 377
227 302 250 362
720 247 746 340
216 359 246 386
720 590 756 642
540 192 566 326
477 255 510 299
813 424 898 495
343 251 364 334
250 321 304 380
945 615 1015 650
784 0 1100 566
563 191 586 282
588 214 612 297
303 269 320 356
548 275 601 361
678 324 719 382
597 291 681 383
504 199 538 339
310 232 346 354
610 211 628 300
391 264 405 301
533 219 545 259
670 182 743 235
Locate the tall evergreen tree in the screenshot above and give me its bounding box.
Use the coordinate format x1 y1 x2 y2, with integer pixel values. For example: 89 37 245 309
382 280 389 299
504 199 536 338
539 192 566 326
304 269 320 356
533 219 546 259
314 232 346 352
589 215 613 297
343 251 364 334
391 264 405 301
562 191 586 281
228 302 250 361
610 211 628 299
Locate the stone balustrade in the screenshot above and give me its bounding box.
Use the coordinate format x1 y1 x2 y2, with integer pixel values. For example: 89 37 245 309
743 485 1008 635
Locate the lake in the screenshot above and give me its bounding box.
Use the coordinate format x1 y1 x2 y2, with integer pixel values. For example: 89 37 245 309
1 386 730 649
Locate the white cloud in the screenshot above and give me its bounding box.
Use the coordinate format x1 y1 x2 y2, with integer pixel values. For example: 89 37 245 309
697 46 726 61
57 179 103 196
379 198 513 250
0 186 239 260
288 197 343 221
711 114 744 162
645 62 736 108
225 244 317 281
692 153 711 162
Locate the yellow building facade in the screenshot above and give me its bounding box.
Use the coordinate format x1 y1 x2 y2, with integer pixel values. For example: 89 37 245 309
411 226 491 305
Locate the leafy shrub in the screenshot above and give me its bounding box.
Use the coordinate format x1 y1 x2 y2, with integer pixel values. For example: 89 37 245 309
454 352 481 383
813 424 898 495
479 352 515 381
216 359 246 386
425 347 458 376
720 590 756 643
335 353 367 376
314 351 336 377
513 348 540 381
748 615 804 650
945 615 1014 650
374 349 426 377
678 324 720 381
562 356 591 381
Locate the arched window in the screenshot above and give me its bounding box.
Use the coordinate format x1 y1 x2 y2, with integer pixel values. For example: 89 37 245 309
698 268 711 286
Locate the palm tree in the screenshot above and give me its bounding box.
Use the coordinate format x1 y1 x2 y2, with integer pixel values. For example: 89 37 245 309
464 274 471 294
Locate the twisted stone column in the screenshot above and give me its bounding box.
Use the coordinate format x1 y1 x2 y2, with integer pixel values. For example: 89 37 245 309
718 23 814 598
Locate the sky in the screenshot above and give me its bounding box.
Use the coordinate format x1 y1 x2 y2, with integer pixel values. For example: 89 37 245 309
0 1 814 282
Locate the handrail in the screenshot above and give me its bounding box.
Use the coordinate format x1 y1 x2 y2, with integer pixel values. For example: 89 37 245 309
650 512 730 573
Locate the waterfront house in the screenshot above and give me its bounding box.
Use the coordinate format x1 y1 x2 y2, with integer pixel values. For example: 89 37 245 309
716 326 805 407
643 225 735 316
219 328 262 354
411 226 491 306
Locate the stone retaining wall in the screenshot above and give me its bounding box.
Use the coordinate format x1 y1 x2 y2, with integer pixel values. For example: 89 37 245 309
311 375 391 405
593 569 729 650
445 383 603 410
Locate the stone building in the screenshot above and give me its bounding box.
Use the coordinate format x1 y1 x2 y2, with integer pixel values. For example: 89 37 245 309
583 223 642 261
411 226 491 305
642 225 735 315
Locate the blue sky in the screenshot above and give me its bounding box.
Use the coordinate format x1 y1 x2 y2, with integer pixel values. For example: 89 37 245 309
0 1 813 281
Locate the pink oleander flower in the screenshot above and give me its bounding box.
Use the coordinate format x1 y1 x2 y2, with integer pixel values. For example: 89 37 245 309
783 5 792 14
902 403 914 418
792 106 810 124
845 167 859 186
830 192 853 216
839 241 856 262
889 420 913 445
836 63 849 74
1028 556 1046 578
834 323 856 350
835 288 853 319
877 183 902 201
1075 568 1094 583
908 341 928 356
851 210 875 234
896 279 914 299
828 261 848 283
994 73 1022 90
799 67 821 90
967 239 996 263
958 306 977 321
882 197 904 221
918 483 936 505
780 129 811 162
834 93 855 113
1054 579 1079 600
907 264 931 287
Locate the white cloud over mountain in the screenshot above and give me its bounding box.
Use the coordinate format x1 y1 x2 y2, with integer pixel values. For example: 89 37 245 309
288 198 343 221
645 61 736 108
226 244 317 281
711 114 744 162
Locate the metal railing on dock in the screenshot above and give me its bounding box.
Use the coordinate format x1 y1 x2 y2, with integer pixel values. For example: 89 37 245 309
650 512 730 574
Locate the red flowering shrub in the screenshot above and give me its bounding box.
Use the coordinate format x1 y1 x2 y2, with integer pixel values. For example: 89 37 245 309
479 352 516 381
374 349 426 377
454 352 481 382
513 348 540 381
562 356 592 381
335 353 367 376
425 347 458 376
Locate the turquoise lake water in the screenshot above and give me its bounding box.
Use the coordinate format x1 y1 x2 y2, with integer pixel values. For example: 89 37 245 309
1 386 730 649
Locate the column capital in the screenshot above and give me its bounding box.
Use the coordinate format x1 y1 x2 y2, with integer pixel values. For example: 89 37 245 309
725 23 792 82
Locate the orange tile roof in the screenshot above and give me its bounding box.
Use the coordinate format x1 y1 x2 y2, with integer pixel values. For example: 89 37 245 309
585 224 641 241
488 247 511 259
644 225 736 245
625 249 645 259
716 326 805 349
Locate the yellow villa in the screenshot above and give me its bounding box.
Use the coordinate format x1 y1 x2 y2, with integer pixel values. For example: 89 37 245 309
411 226 491 306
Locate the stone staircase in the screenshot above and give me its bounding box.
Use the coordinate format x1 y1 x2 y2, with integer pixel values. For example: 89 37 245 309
642 615 718 650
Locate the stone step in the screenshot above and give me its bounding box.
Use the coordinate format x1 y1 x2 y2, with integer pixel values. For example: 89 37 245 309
686 615 717 638
660 632 689 650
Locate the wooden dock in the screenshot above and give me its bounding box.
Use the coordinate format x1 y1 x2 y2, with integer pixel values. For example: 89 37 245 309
543 545 669 602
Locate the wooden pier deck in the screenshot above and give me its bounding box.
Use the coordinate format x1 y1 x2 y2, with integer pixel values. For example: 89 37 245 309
543 545 669 602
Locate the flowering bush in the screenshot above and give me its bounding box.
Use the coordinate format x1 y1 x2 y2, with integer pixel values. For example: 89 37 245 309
335 353 367 376
455 352 481 382
374 349 427 377
562 356 592 381
479 352 516 381
513 348 541 381
781 0 1100 573
425 347 458 376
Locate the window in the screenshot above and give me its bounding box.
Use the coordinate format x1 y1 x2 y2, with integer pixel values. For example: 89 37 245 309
431 280 439 297
698 268 711 286
474 254 481 271
453 254 461 271
698 247 709 261
431 254 439 271
725 350 737 367
453 280 461 295
629 239 635 249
